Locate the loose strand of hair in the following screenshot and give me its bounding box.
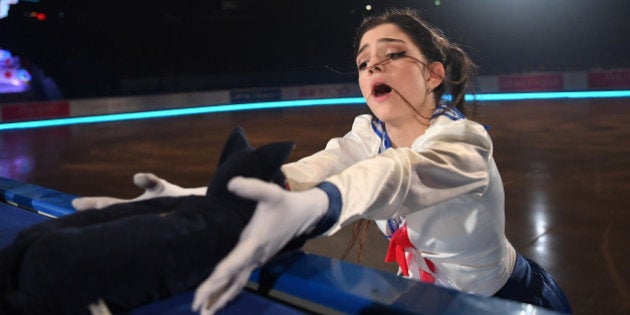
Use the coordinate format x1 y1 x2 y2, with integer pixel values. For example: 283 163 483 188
341 219 370 262
340 220 361 260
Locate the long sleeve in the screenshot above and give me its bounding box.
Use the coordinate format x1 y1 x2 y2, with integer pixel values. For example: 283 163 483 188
320 115 514 295
281 114 380 191
322 115 493 234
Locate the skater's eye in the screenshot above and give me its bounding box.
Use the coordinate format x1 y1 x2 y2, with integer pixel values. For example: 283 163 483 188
387 51 407 60
357 51 408 71
357 60 369 71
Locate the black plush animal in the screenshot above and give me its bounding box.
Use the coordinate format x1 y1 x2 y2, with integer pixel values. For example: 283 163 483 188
0 127 294 314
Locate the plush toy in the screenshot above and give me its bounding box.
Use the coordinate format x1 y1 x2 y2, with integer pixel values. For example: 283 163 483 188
0 127 295 314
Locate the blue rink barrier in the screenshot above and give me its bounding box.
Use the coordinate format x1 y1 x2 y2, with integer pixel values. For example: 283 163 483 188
0 176 564 314
0 177 76 218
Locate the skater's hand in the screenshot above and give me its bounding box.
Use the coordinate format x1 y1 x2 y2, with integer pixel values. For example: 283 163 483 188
191 176 329 315
72 173 207 211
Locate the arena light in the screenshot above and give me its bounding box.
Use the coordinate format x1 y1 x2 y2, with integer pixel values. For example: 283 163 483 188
0 90 628 131
0 0 18 19
0 97 366 131
30 11 46 21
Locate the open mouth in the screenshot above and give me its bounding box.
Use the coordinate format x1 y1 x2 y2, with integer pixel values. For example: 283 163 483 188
372 83 393 97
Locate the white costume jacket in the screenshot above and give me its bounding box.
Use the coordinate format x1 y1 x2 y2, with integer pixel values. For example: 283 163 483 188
281 105 516 296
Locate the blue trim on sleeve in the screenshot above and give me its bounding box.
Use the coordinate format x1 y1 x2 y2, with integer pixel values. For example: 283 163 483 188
306 182 342 237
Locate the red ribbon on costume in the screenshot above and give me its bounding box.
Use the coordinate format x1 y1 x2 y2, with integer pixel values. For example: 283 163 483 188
385 225 414 277
420 259 436 283
385 225 436 283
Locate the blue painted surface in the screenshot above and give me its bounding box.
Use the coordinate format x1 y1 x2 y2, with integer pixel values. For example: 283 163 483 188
0 177 76 217
249 251 563 315
123 290 307 315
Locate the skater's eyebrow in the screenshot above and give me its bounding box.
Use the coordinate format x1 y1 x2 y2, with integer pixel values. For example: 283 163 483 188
357 38 407 55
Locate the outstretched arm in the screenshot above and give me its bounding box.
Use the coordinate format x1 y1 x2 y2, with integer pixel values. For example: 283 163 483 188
72 173 207 210
191 176 338 315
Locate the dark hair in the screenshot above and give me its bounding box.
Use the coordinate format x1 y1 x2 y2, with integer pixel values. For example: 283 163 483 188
354 8 477 116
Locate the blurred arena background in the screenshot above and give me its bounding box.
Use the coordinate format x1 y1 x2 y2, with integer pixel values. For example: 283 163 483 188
1 0 629 101
1 1 629 315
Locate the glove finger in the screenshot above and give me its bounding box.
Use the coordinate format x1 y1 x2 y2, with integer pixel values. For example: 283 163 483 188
227 177 281 202
72 196 123 210
72 197 97 210
192 273 229 312
193 239 260 310
192 266 244 312
201 270 252 315
133 173 161 190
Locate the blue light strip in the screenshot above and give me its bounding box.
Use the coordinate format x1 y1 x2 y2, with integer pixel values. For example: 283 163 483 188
466 90 630 101
0 90 628 131
0 97 366 131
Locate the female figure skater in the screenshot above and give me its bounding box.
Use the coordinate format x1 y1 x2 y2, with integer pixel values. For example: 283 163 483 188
75 8 572 315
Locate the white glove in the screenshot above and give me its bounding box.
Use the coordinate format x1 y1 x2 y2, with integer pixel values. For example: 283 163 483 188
71 173 207 211
191 176 329 315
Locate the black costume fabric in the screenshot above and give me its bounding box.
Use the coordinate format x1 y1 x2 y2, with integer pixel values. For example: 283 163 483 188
0 127 295 314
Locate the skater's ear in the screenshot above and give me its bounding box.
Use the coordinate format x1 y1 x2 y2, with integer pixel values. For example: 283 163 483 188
217 126 250 166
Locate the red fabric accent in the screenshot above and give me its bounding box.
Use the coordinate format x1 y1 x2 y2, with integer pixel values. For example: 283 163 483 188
419 258 436 283
419 269 435 283
385 226 437 282
385 225 415 277
425 257 436 272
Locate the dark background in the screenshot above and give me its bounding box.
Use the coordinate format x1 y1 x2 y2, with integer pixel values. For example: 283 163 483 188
1 0 629 99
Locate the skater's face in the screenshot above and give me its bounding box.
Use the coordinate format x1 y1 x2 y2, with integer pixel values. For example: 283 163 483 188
356 23 444 126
